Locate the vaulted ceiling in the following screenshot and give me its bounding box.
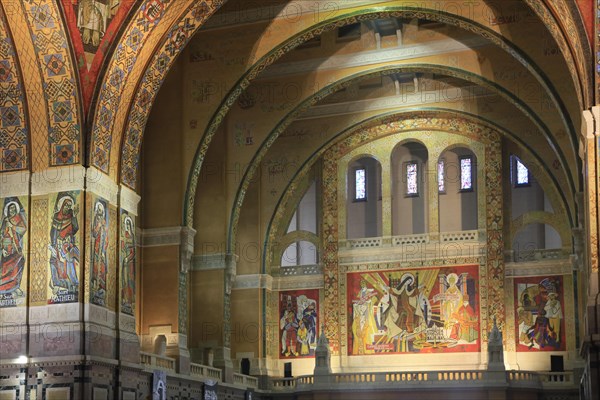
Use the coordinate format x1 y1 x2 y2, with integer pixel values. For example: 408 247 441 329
0 1 594 219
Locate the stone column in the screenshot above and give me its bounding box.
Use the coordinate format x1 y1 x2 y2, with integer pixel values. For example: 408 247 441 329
581 106 600 399
0 170 30 360
116 184 141 363
139 225 196 375
380 155 392 238
85 167 120 359
28 165 86 359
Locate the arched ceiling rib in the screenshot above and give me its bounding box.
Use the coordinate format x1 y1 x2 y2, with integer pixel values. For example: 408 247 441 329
178 5 583 228
221 64 575 252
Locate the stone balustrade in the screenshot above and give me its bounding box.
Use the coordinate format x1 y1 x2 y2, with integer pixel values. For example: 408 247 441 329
139 351 176 372
270 370 576 392
190 362 222 381
233 373 259 388
342 230 483 250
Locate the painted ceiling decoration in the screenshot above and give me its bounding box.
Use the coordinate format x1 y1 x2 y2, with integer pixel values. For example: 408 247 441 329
59 0 139 113
181 5 582 229
0 7 29 172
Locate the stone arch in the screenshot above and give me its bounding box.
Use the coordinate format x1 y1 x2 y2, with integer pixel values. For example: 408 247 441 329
222 64 575 254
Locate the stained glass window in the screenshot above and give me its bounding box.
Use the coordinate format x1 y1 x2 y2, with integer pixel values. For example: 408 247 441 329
438 159 445 193
516 158 529 186
460 157 473 191
355 168 366 200
406 162 418 195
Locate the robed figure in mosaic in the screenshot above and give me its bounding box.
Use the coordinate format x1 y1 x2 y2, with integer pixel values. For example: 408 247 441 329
0 198 27 298
121 215 135 315
91 199 108 305
49 193 80 299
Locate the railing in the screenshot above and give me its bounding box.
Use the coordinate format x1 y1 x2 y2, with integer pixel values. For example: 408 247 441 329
511 248 568 262
280 264 322 276
190 363 222 381
270 377 297 390
342 230 482 250
440 230 480 242
269 370 576 392
233 373 259 388
392 233 429 246
539 371 574 386
139 352 176 372
345 237 383 249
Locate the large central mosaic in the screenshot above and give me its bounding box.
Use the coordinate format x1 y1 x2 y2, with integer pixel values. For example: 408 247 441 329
346 265 480 355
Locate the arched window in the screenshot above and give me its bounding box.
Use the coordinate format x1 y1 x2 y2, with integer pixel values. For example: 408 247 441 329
438 147 477 232
391 142 428 235
281 240 318 266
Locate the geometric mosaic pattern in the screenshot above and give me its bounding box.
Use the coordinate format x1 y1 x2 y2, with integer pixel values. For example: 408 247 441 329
120 0 224 188
0 9 28 171
58 0 139 112
90 0 176 174
19 0 81 167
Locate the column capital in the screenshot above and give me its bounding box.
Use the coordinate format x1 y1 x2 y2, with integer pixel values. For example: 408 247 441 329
31 165 86 196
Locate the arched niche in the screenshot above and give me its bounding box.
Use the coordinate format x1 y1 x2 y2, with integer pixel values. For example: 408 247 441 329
346 156 382 239
391 142 428 235
512 223 563 262
438 146 478 232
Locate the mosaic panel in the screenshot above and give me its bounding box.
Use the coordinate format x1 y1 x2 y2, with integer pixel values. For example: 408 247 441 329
47 190 82 304
0 10 29 172
514 275 565 352
59 0 138 111
183 6 578 229
319 115 503 353
119 0 224 188
88 194 109 307
19 0 82 167
119 209 136 316
0 196 28 307
30 198 48 305
278 289 318 359
90 0 175 173
347 265 480 355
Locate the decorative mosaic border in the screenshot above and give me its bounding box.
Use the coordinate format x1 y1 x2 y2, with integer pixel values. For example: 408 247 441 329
0 8 29 172
90 0 176 173
120 0 224 187
19 0 82 168
182 6 580 230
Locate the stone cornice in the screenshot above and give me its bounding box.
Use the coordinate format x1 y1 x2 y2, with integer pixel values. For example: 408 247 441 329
31 165 86 196
140 227 184 247
87 166 119 204
505 258 573 277
120 184 141 215
191 253 239 271
0 170 30 198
